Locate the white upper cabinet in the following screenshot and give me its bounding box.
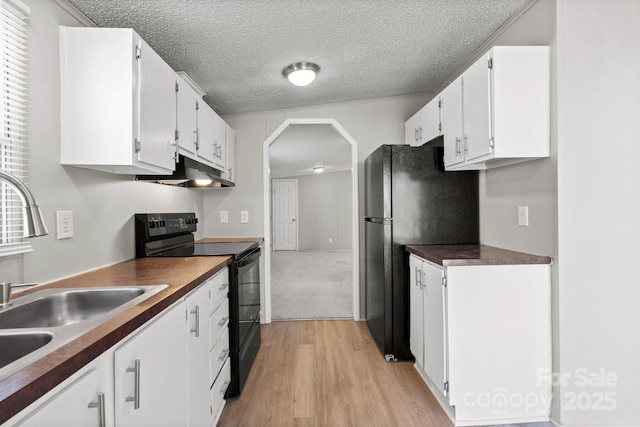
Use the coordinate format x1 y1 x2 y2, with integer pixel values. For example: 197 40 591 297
420 97 441 144
212 112 227 172
405 110 421 146
442 46 550 170
440 76 464 167
196 102 217 165
225 125 235 182
60 27 177 174
405 97 441 147
175 73 202 156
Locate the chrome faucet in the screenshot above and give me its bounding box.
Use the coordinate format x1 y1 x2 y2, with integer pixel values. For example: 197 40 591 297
0 170 48 307
0 170 48 237
0 282 37 307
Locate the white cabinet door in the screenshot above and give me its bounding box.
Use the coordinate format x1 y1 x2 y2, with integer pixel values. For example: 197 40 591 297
115 300 188 427
422 261 448 399
441 46 549 171
136 37 177 172
212 112 227 172
186 282 212 427
59 27 176 175
176 75 199 155
441 77 464 168
404 110 421 146
225 125 235 182
197 102 216 164
12 363 113 427
462 52 492 162
409 255 425 368
420 98 441 144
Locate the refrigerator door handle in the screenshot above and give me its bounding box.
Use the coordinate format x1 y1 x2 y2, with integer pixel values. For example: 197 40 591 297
365 217 393 225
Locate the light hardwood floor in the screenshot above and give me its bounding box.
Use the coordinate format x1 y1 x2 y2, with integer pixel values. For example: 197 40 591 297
218 320 453 427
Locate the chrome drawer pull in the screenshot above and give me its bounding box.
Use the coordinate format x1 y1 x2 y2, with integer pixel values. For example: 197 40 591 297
125 359 141 409
217 315 229 327
220 379 231 394
88 392 106 427
218 282 229 291
190 305 200 337
218 348 229 361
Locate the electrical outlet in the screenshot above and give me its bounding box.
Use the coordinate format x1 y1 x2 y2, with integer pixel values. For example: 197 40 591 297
56 210 74 239
240 211 249 224
220 211 228 224
517 206 529 226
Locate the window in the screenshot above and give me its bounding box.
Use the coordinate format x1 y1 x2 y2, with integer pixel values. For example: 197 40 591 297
0 0 30 255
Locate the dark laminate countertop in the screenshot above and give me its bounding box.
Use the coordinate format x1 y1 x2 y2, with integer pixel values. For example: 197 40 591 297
0 256 231 424
406 244 552 267
197 236 264 243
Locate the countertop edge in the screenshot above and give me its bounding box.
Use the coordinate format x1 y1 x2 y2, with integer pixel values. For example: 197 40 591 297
406 244 553 266
0 256 232 424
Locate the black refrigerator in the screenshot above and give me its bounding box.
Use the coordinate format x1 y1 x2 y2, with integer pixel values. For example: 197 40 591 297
364 138 479 361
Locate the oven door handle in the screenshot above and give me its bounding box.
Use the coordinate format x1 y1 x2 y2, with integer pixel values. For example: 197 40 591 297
236 248 261 267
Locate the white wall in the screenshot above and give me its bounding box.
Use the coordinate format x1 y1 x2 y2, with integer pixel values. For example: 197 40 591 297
0 0 205 285
555 0 640 424
203 95 430 315
283 171 352 251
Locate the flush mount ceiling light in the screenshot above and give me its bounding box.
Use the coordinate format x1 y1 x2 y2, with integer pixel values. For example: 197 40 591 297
313 166 325 173
283 62 320 87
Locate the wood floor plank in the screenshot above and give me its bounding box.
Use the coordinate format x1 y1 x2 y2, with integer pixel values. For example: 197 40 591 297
218 320 454 427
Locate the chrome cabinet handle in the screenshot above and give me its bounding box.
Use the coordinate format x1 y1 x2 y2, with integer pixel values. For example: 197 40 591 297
125 359 141 409
218 347 229 361
455 137 462 156
217 315 229 327
218 282 229 291
463 135 469 154
190 305 200 337
220 379 231 394
88 392 106 427
415 267 422 289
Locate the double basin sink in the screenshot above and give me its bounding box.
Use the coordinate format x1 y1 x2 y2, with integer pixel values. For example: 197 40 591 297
0 285 167 379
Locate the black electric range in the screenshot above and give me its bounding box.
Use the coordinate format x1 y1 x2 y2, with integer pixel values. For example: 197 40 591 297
134 213 261 398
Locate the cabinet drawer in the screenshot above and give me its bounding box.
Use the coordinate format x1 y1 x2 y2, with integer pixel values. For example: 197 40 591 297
210 358 230 425
209 298 229 349
209 269 230 314
209 328 229 385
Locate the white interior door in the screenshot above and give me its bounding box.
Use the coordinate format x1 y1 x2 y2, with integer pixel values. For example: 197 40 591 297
272 179 297 251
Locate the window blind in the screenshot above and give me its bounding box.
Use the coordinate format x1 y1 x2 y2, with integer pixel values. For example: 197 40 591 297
0 0 30 255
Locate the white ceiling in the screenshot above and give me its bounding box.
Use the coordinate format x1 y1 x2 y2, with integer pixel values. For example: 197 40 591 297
269 124 352 178
66 0 530 117
64 0 531 177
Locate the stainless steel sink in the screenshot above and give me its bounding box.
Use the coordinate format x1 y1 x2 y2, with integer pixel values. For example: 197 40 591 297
0 285 167 380
0 287 147 328
0 331 54 369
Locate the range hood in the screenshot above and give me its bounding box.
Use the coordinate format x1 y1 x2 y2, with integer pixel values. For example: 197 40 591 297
136 155 234 188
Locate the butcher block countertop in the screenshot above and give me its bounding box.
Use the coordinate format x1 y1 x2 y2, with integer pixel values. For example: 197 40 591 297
0 256 231 424
406 244 552 266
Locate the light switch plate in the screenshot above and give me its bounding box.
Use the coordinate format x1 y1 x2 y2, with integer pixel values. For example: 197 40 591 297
56 210 74 239
240 211 249 224
220 211 228 224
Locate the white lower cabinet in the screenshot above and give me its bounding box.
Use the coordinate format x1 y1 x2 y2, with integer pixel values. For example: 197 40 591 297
186 276 213 427
409 254 551 426
114 299 188 427
7 267 230 427
9 353 114 427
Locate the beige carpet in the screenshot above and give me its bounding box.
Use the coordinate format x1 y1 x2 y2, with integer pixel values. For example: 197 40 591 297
270 251 353 320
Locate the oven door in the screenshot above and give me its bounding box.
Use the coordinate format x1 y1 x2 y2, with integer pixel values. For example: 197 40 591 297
236 248 261 349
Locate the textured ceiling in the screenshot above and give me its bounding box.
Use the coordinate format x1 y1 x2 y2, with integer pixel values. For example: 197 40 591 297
67 0 530 116
269 124 352 178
